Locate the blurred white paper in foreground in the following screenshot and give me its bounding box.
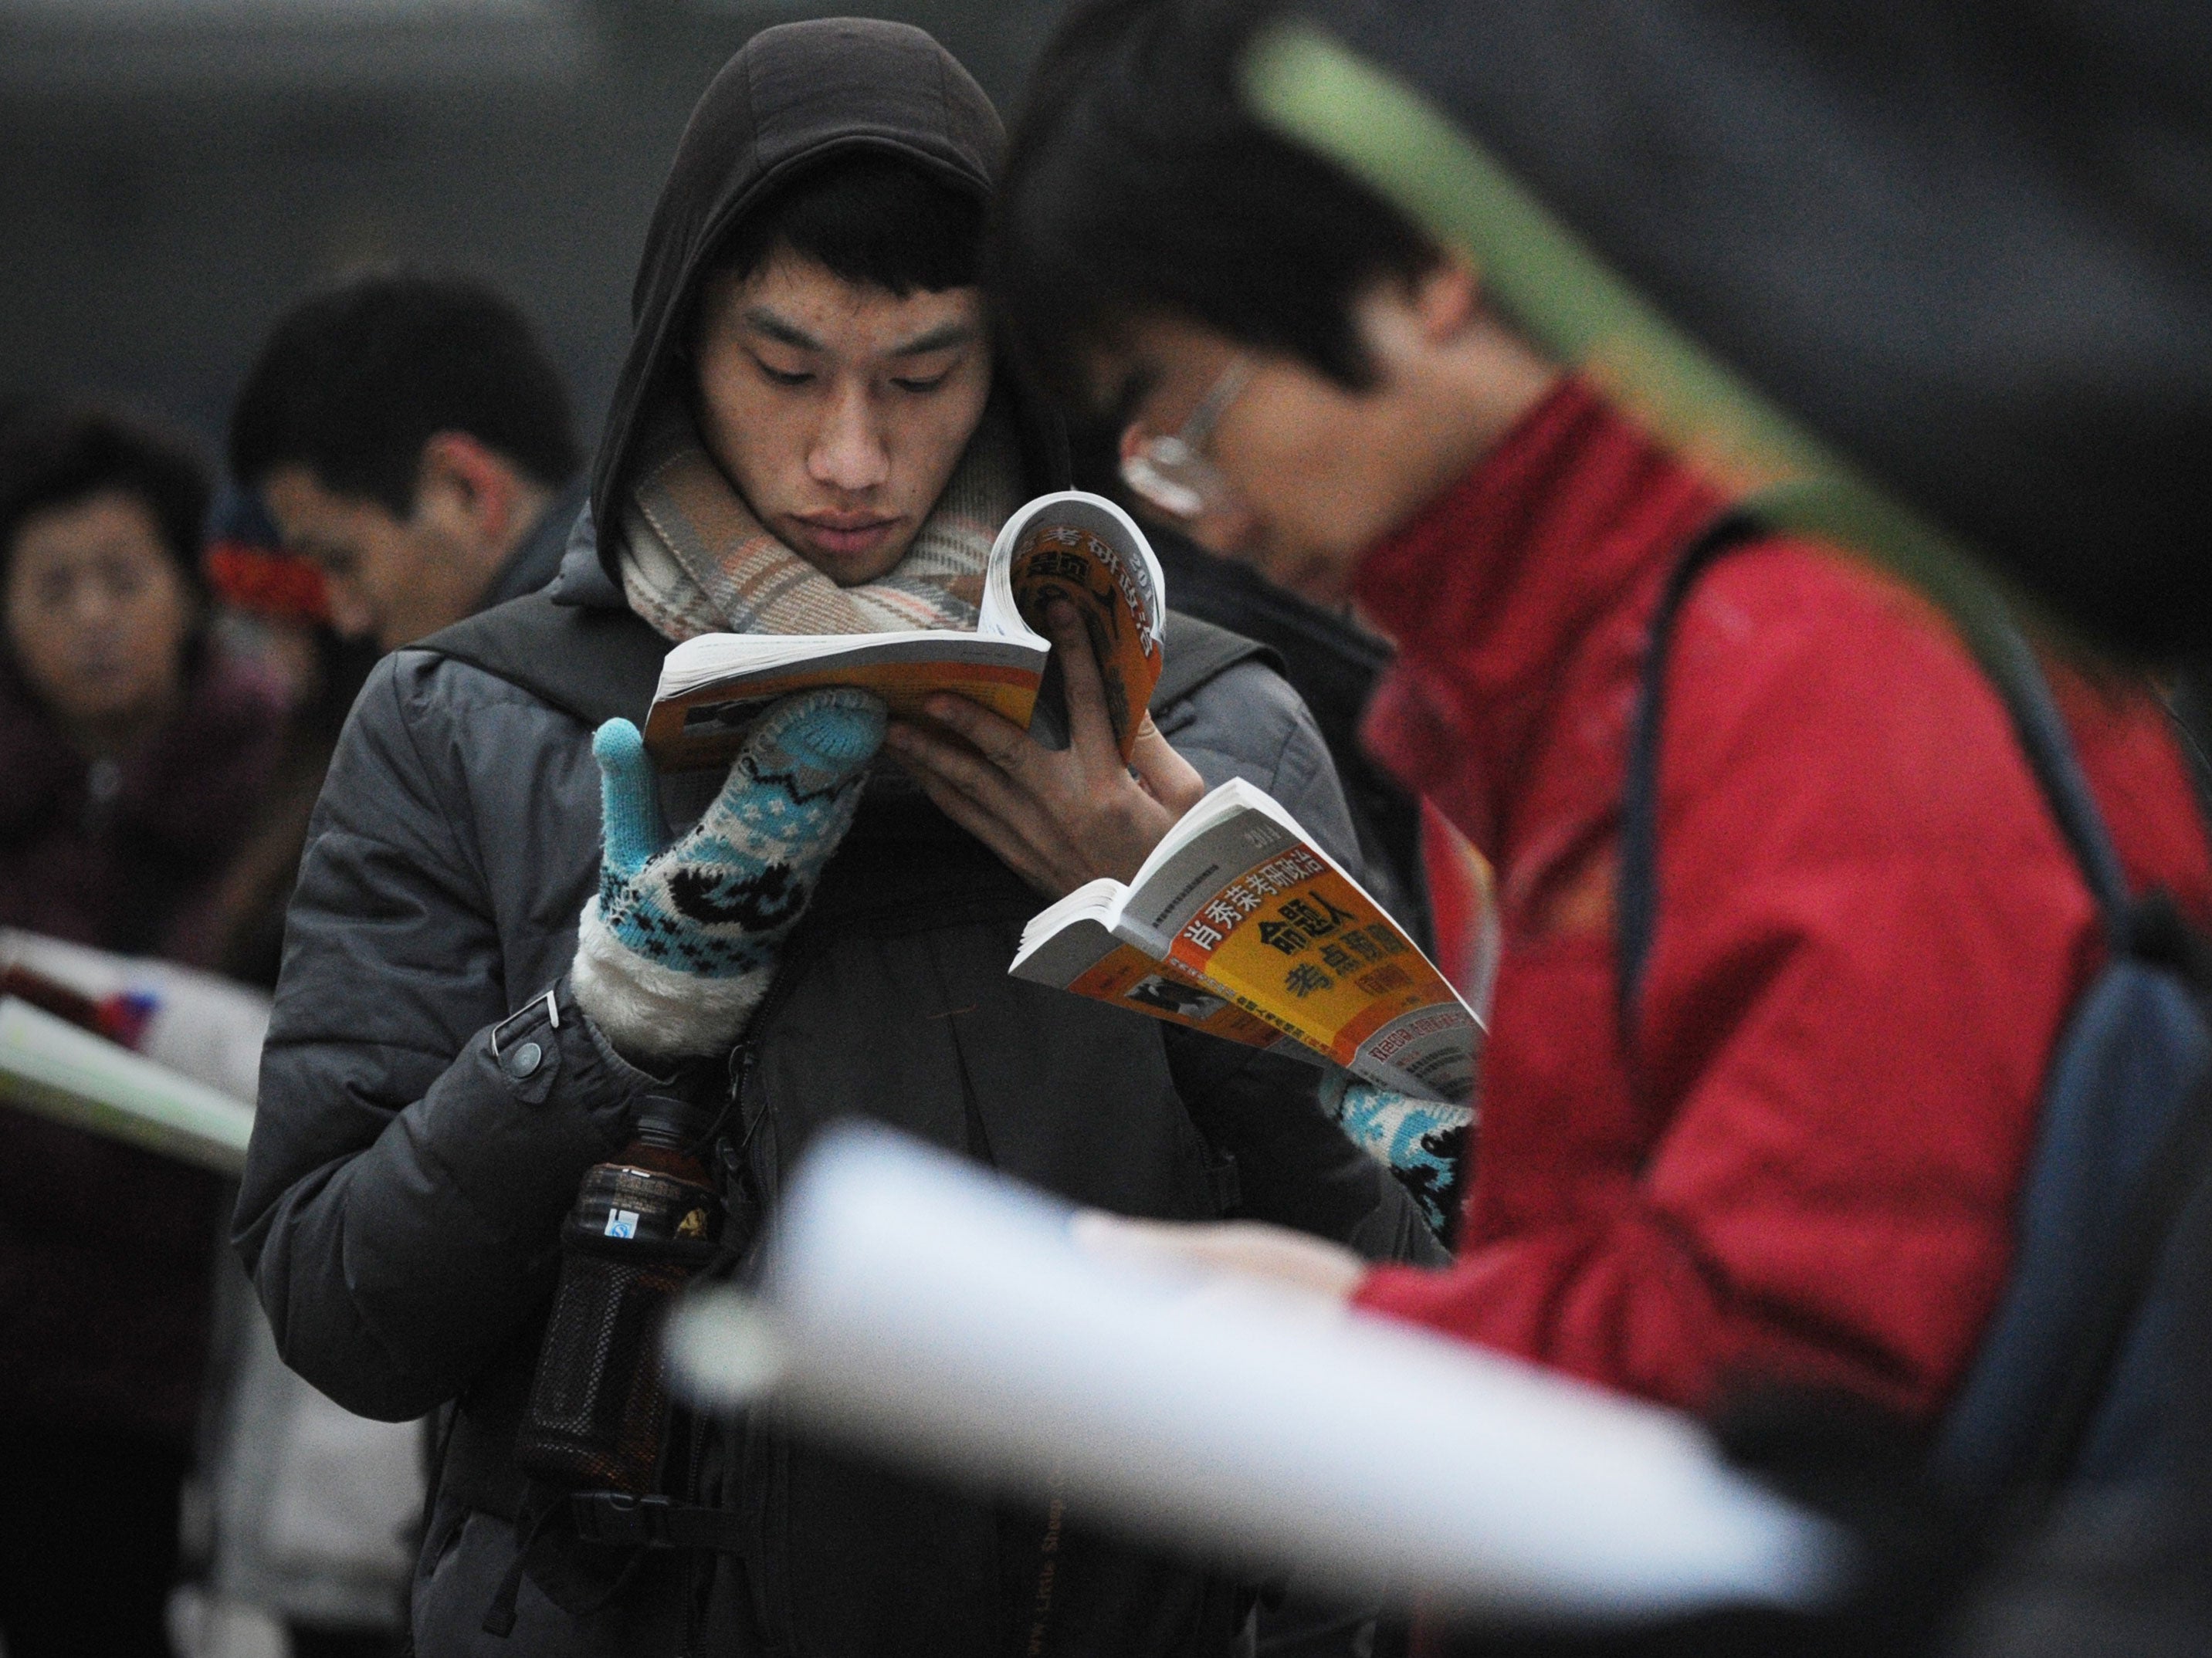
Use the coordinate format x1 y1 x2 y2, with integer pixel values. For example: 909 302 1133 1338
666 1124 1848 1621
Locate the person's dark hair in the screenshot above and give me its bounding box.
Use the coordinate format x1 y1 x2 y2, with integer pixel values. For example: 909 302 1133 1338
0 408 211 607
228 270 581 517
698 150 985 306
988 0 1441 412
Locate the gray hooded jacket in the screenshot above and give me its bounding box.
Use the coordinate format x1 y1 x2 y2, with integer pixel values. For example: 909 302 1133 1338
235 19 1435 1657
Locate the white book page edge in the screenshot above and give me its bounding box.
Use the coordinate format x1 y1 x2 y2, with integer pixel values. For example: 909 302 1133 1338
668 1126 1846 1621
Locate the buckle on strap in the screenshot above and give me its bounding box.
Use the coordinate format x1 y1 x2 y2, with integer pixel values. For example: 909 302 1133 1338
490 986 561 1061
569 1491 747 1554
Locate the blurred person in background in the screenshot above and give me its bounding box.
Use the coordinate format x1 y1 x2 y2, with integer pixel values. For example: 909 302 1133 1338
197 487 379 990
228 270 584 653
194 492 408 1656
0 408 285 1657
956 0 2212 1430
233 19 1434 1657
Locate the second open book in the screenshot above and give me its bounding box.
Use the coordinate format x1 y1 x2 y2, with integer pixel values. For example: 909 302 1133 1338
1014 779 1480 1103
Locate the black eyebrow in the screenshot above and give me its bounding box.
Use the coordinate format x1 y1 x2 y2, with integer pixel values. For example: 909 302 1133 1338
890 321 978 358
744 306 823 352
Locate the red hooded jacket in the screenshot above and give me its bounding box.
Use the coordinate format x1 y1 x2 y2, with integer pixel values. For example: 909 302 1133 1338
1349 379 2212 1419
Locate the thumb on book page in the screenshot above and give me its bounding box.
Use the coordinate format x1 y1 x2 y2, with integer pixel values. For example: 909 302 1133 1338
593 719 669 876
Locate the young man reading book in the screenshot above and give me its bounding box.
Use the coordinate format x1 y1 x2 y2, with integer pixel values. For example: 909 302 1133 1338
917 0 2212 1426
235 19 1434 1657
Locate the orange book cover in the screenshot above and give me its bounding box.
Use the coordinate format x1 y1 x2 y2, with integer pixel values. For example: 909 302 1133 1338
1012 782 1481 1101
642 492 1164 771
1012 885 1299 1054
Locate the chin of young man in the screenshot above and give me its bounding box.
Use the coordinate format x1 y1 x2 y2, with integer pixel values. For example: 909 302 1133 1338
231 272 586 651
231 19 1440 1657
973 0 2212 1437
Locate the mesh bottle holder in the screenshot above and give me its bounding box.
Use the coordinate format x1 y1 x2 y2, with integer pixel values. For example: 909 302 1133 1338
517 1159 724 1494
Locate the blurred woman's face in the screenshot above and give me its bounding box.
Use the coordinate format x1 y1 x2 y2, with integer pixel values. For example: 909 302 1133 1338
5 492 194 749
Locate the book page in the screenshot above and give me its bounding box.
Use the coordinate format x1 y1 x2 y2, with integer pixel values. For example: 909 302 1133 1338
1 929 270 1103
0 996 256 1174
667 1125 1844 1618
1015 879 1312 1056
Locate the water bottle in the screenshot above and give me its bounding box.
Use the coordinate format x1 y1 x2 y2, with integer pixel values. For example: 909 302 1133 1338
514 1095 724 1493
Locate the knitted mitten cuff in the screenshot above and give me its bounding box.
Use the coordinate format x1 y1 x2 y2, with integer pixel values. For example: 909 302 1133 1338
571 898 775 1062
1321 1070 1474 1240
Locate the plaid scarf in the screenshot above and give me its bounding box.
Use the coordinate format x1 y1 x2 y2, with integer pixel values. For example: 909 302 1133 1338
617 405 1025 643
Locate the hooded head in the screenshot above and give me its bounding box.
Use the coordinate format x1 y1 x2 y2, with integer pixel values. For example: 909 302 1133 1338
591 18 1062 586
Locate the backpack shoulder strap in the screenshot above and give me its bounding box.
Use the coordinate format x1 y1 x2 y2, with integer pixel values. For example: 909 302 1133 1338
415 590 674 732
1616 513 2134 1044
1614 511 1773 1040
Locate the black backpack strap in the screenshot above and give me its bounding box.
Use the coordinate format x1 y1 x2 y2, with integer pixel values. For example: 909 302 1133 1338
1618 513 2136 1046
1614 510 1773 1042
1976 624 2132 939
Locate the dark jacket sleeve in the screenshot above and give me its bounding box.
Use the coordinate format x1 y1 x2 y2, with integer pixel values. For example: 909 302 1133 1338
232 656 652 1421
1157 660 1447 1267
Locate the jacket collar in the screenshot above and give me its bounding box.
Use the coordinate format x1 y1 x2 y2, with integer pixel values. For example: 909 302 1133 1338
483 474 589 612
1351 377 1722 851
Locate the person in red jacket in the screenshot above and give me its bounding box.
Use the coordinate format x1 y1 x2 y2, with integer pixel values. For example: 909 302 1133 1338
887 0 2212 1424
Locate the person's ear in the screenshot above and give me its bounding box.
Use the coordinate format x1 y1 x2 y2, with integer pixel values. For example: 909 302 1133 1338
414 431 522 549
1411 255 1481 343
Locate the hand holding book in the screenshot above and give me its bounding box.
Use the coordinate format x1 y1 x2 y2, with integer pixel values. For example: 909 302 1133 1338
885 595 1208 896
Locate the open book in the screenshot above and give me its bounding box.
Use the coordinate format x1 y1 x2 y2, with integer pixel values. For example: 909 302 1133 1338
0 996 256 1174
1012 780 1479 1101
667 1126 1842 1619
0 929 267 1174
642 490 1166 770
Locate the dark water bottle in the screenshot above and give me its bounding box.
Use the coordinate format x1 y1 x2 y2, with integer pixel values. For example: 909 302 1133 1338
515 1095 725 1493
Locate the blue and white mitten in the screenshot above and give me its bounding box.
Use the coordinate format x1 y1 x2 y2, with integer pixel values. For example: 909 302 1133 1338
571 689 886 1063
1320 1070 1475 1240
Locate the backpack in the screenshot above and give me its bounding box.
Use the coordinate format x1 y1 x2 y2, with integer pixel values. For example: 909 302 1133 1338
1618 513 2212 1510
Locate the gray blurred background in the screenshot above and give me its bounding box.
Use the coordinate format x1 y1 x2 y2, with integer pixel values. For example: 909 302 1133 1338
0 0 1052 461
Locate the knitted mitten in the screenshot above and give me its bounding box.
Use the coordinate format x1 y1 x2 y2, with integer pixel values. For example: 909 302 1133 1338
1320 1070 1475 1240
571 689 886 1063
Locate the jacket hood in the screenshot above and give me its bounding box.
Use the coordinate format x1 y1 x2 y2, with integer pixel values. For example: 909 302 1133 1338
588 17 1062 570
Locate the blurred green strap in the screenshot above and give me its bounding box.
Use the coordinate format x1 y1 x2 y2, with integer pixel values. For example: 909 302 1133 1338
1239 21 2051 695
